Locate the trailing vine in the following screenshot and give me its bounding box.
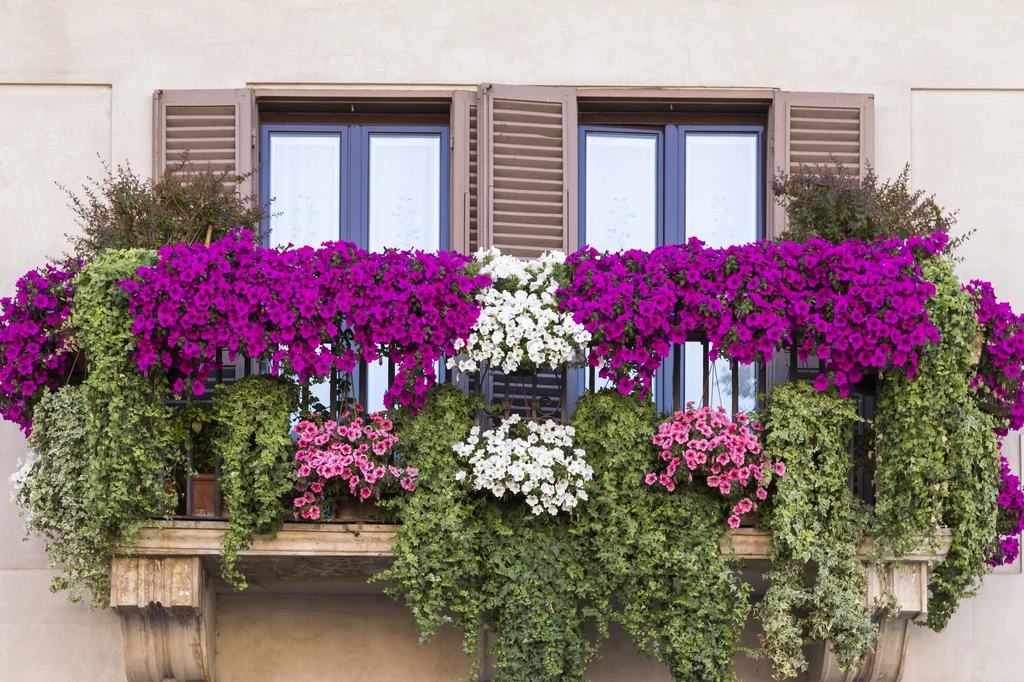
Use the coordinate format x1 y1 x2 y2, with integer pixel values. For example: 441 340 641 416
873 257 981 558
755 383 875 679
925 401 1000 630
571 390 750 682
13 385 106 604
380 387 750 682
211 374 299 589
75 249 179 606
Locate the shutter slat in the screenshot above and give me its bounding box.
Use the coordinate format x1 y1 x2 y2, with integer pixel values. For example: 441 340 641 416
771 92 874 237
479 84 577 256
154 89 255 197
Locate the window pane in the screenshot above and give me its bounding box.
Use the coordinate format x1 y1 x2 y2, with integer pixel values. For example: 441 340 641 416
584 132 658 252
684 134 758 248
369 135 441 252
684 347 756 413
268 134 341 248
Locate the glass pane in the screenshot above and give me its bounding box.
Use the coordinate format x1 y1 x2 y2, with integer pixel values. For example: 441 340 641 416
684 134 758 248
365 360 439 414
369 135 442 252
268 134 341 248
684 346 757 414
584 132 658 252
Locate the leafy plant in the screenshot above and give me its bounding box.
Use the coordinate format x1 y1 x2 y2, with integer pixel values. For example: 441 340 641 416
773 163 954 245
14 385 110 605
74 249 181 607
873 257 980 559
211 374 299 589
380 387 750 682
755 383 875 678
925 401 1000 631
62 159 264 262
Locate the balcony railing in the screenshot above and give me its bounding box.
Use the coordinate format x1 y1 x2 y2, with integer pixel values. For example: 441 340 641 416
169 339 878 519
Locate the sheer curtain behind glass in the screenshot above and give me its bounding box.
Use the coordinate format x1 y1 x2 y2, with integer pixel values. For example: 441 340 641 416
268 134 342 411
583 132 658 392
366 135 443 411
683 134 759 412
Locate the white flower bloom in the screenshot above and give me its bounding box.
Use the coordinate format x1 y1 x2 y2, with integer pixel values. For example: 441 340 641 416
453 248 592 375
455 470 467 482
452 415 592 516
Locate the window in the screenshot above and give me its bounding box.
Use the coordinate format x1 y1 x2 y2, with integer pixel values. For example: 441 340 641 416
261 123 450 412
579 123 764 413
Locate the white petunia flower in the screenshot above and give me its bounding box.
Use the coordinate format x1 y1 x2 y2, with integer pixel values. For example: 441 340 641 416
447 248 591 375
451 415 593 516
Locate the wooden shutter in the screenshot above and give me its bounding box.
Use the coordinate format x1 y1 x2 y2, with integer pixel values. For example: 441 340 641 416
153 88 257 197
770 91 874 237
450 90 475 255
478 84 578 258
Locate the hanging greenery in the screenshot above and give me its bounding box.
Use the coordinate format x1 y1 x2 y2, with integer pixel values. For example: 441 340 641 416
211 374 299 589
755 382 875 679
873 257 982 558
379 387 750 682
13 385 109 605
77 249 180 606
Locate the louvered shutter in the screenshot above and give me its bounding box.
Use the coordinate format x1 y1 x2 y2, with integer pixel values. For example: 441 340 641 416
450 90 475 255
770 92 875 236
478 84 578 258
153 89 257 197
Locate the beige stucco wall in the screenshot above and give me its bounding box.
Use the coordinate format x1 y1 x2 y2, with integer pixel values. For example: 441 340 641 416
1 1 1023 680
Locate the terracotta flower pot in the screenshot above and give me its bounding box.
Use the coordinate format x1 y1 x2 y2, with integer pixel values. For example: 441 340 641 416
332 498 383 522
190 473 219 517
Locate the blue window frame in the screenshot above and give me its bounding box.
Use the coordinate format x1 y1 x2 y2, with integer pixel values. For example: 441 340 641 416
578 124 765 414
260 123 450 412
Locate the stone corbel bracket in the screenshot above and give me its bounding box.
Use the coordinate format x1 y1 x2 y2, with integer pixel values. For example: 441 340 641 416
809 562 930 682
110 556 215 682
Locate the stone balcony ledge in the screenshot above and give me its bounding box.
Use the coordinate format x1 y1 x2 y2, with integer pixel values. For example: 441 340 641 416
122 520 952 562
111 521 952 682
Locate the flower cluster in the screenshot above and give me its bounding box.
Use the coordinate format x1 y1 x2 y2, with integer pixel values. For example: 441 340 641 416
989 453 1024 566
0 261 78 432
558 234 946 398
122 230 490 412
646 405 783 529
449 249 590 374
453 415 593 515
965 280 1024 434
292 407 416 520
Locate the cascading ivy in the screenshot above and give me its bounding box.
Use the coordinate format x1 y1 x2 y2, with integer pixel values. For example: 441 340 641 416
873 257 981 558
13 385 108 604
211 374 299 589
75 249 180 606
755 382 875 679
571 390 750 682
379 386 750 682
925 401 1000 630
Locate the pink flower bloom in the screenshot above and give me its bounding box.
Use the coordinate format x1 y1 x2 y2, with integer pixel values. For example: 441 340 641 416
727 514 741 529
756 487 768 500
644 472 658 485
775 462 786 476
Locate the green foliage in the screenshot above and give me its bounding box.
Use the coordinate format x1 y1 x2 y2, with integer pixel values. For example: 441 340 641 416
873 257 1001 630
773 163 954 245
379 387 749 682
15 385 111 604
572 390 750 681
925 402 1000 630
211 375 299 589
73 249 180 607
62 159 264 261
755 383 875 678
873 257 980 558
